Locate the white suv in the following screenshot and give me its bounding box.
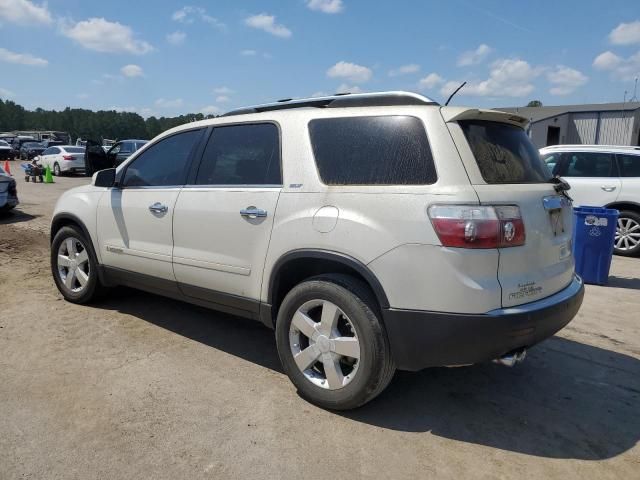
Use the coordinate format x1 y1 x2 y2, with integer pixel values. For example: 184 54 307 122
540 145 640 256
50 92 584 410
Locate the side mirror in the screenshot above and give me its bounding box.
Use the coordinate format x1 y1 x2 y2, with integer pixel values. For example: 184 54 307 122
93 168 116 188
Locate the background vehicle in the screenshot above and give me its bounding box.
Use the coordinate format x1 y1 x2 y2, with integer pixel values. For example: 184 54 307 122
0 140 12 160
19 142 46 160
541 145 640 256
84 139 148 175
0 165 18 212
51 92 583 410
11 136 36 159
38 145 86 176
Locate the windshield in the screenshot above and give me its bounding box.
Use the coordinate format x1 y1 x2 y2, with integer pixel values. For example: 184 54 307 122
459 120 551 184
24 142 42 148
63 147 85 153
0 140 9 147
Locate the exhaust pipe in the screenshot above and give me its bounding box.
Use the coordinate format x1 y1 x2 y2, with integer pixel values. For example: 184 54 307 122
493 348 527 367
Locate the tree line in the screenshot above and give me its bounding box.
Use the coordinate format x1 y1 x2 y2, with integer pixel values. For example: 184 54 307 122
0 98 217 142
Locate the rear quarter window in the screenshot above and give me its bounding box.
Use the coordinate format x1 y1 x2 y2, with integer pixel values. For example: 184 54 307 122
308 115 437 185
460 120 550 184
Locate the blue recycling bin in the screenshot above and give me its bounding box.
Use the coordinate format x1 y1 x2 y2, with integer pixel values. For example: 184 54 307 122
572 206 619 285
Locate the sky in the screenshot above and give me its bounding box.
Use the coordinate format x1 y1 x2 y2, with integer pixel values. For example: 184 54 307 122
0 0 639 117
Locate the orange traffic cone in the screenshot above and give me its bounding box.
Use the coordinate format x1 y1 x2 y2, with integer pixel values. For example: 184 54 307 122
3 159 10 176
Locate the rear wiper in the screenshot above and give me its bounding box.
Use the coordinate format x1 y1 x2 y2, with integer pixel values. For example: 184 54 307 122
549 175 573 202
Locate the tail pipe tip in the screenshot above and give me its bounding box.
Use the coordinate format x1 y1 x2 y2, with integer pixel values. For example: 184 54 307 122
493 348 527 367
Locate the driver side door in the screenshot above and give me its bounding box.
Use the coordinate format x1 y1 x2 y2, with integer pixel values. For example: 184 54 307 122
96 128 204 283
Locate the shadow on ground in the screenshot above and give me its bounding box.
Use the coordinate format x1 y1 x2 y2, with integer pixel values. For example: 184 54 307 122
607 275 640 290
0 209 39 225
97 287 639 461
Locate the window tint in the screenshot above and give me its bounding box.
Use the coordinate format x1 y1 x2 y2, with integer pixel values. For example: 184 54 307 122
309 116 436 185
63 147 84 154
122 129 202 187
119 142 134 153
42 147 56 155
195 123 281 185
459 120 550 184
564 152 615 177
541 153 562 176
618 154 640 177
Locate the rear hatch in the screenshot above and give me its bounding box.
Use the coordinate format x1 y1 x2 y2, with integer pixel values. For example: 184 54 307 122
443 108 574 307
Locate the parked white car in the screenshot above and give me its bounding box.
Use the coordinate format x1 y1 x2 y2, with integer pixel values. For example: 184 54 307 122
50 92 584 409
38 145 86 176
540 144 640 256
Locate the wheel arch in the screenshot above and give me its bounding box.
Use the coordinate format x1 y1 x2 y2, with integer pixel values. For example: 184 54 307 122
605 201 640 213
266 249 390 327
51 213 94 248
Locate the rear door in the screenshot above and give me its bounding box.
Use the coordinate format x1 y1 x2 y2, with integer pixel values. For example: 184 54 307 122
172 123 281 306
444 111 574 307
552 151 621 207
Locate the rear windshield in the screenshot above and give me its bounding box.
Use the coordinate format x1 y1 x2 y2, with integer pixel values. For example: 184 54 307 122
459 120 550 184
309 115 437 185
64 147 85 153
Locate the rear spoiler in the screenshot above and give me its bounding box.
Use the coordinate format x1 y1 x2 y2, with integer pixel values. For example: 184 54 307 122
440 107 529 129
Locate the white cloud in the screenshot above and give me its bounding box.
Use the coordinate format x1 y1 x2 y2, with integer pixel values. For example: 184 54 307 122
0 86 15 98
336 83 363 94
166 31 186 45
62 18 153 54
388 63 420 77
547 65 588 95
593 50 640 81
609 20 640 45
245 13 292 38
215 95 230 103
172 6 226 30
418 72 444 89
327 61 372 83
457 44 492 66
121 64 143 77
214 86 234 94
0 47 47 66
0 0 52 25
201 105 221 115
311 90 330 98
155 98 184 108
440 58 540 98
306 0 344 14
240 49 257 56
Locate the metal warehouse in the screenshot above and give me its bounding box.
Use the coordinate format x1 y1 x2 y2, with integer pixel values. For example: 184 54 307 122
498 102 640 149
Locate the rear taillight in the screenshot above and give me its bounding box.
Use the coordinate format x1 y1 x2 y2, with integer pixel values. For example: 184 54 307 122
62 155 74 160
428 204 526 249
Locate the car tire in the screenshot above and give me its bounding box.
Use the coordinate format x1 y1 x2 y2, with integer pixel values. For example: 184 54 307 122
614 210 640 257
51 225 107 304
275 274 395 410
53 163 61 176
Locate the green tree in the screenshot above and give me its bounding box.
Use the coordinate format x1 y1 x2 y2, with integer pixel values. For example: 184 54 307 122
526 100 543 107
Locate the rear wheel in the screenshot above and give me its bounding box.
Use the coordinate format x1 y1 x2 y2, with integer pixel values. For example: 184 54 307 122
615 210 640 257
53 163 61 176
275 274 395 410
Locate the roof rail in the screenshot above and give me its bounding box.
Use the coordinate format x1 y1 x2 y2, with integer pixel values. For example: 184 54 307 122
222 91 439 117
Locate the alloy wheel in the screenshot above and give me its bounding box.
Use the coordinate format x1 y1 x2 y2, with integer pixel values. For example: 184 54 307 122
289 299 361 390
615 217 640 251
57 237 90 293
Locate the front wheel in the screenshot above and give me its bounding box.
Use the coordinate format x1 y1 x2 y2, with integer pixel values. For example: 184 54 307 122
275 274 395 410
615 210 640 257
51 225 107 303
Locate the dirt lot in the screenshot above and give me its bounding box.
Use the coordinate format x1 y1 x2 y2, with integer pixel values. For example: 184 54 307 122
1 171 639 479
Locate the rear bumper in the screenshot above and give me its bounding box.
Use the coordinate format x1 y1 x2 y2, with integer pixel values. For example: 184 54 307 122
383 275 584 371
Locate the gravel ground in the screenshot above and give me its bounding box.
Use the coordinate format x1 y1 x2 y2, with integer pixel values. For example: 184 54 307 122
1 170 639 479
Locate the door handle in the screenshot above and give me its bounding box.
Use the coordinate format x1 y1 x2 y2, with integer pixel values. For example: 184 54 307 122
148 202 168 214
240 206 267 218
601 186 617 192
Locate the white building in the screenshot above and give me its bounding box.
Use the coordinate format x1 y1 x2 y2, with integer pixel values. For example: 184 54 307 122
498 102 640 149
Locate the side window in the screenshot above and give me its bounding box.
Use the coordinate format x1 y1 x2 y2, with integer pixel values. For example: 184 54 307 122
122 129 202 187
617 154 640 177
195 123 281 185
564 152 615 177
109 144 121 155
119 142 134 154
542 153 562 176
309 116 437 185
42 147 55 155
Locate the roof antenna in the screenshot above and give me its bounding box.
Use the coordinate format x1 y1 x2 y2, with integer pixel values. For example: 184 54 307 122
445 81 467 106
